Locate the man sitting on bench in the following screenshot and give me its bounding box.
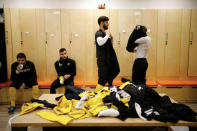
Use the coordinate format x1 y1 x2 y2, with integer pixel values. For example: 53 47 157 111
8 53 39 114
50 48 76 94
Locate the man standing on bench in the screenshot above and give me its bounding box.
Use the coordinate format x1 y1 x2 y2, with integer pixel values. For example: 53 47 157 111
50 48 76 94
95 16 120 93
8 53 39 114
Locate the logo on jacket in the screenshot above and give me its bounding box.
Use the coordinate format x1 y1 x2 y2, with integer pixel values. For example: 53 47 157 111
59 63 62 67
67 63 70 66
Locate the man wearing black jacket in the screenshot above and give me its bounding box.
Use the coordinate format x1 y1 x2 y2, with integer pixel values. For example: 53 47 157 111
94 16 120 93
50 48 76 94
8 53 39 114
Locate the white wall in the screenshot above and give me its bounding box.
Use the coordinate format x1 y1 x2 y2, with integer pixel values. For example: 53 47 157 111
1 0 197 9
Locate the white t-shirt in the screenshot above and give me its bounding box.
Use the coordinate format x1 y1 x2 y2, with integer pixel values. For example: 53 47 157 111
135 36 151 59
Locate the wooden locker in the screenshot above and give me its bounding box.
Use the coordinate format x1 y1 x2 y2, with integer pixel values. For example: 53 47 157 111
45 9 62 81
61 9 97 84
83 9 97 84
68 9 89 83
109 9 120 82
157 10 166 80
179 10 191 80
165 10 182 78
157 10 182 80
188 9 197 76
4 7 13 79
10 8 21 60
19 8 37 63
142 10 158 82
116 10 142 79
35 9 47 81
60 9 70 56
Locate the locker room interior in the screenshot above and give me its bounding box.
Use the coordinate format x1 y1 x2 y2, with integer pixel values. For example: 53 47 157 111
0 0 197 131
0 0 197 101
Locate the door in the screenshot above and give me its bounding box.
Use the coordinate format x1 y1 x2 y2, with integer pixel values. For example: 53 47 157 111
45 9 62 81
188 9 197 76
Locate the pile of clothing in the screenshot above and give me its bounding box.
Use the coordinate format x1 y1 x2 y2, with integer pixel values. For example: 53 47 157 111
19 83 197 125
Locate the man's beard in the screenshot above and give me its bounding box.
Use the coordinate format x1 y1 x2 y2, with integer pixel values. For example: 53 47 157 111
103 25 108 30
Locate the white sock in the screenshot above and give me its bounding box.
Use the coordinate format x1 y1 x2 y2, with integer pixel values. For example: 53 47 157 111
98 108 119 117
75 94 89 109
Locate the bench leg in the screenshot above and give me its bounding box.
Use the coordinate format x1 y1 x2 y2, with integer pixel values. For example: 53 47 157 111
189 127 197 131
12 127 27 131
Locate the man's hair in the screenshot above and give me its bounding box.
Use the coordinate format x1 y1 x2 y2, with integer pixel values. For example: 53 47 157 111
98 16 109 25
17 52 26 59
59 48 66 53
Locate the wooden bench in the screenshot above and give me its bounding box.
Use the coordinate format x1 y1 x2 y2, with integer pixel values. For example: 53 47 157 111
11 94 197 131
1 80 197 103
157 80 197 102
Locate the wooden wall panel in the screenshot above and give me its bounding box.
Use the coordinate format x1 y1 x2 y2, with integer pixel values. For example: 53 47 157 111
60 9 70 55
68 10 87 82
116 10 142 78
83 10 97 83
4 7 13 79
19 8 37 65
142 10 158 82
157 10 166 80
157 10 183 80
180 10 191 80
6 8 197 83
109 9 120 82
164 10 182 78
10 8 21 61
35 9 47 81
188 9 197 76
45 9 62 81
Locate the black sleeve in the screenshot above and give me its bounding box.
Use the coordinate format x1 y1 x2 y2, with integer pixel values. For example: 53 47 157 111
55 61 63 76
95 31 104 40
10 63 17 82
29 62 37 82
70 60 76 77
126 31 139 52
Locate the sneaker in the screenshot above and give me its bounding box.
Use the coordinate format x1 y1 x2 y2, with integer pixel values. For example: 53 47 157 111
8 106 16 114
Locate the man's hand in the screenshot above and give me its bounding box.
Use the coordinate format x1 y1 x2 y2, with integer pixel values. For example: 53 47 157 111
64 74 71 79
19 83 25 91
108 32 113 40
17 64 22 71
108 32 113 44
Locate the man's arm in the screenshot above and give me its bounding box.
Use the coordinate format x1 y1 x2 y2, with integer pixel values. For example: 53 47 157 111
135 37 150 44
55 61 63 76
10 63 17 82
63 60 76 80
97 33 110 46
29 62 37 82
70 60 76 77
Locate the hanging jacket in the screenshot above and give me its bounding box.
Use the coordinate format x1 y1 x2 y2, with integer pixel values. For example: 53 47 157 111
126 25 147 52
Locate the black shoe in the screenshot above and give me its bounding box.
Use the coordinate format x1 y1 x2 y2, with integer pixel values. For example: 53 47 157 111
8 106 16 114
